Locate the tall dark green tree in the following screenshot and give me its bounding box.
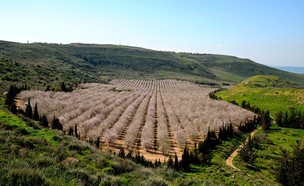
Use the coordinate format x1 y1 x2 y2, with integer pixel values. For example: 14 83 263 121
60 82 66 92
262 110 272 131
5 85 19 106
75 125 79 138
51 116 63 130
25 98 33 119
118 147 125 158
228 124 234 138
181 146 190 171
40 114 49 128
283 111 289 127
67 126 73 135
33 103 39 121
96 137 100 149
174 153 179 170
167 156 174 169
275 111 283 127
289 108 298 128
277 143 304 186
239 135 256 163
10 103 17 114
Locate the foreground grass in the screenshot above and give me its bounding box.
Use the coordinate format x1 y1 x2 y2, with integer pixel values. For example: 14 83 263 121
182 132 281 186
233 125 304 186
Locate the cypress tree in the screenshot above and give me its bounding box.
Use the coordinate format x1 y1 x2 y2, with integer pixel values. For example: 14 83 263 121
174 153 179 170
61 82 66 92
75 125 79 138
181 146 190 171
96 137 100 149
33 103 39 121
118 147 125 158
228 124 234 138
241 100 246 109
275 111 283 127
126 150 133 159
67 126 73 135
10 103 17 114
283 111 289 127
239 135 256 163
51 116 57 129
51 116 63 130
289 108 298 128
218 127 223 141
5 85 19 106
40 114 49 128
167 156 174 169
25 98 33 119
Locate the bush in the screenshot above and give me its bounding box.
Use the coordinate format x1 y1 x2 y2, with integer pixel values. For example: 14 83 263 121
5 169 49 186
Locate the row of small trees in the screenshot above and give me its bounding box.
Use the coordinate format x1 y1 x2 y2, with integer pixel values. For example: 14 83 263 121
116 147 164 168
179 125 235 171
275 108 304 129
239 100 272 131
5 85 63 131
5 84 29 107
179 120 259 171
23 98 63 130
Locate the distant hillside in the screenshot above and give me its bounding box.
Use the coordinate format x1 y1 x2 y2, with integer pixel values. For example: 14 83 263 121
1 40 304 92
272 66 304 74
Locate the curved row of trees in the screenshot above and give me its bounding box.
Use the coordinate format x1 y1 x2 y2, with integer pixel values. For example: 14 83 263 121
275 108 304 129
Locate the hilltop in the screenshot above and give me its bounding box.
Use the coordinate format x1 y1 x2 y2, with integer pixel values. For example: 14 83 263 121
1 40 304 93
238 75 300 88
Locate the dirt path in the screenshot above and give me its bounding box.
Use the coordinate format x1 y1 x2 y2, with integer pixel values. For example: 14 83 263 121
225 128 260 171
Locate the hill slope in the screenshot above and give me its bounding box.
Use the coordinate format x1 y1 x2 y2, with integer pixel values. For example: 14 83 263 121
1 40 303 92
216 75 304 116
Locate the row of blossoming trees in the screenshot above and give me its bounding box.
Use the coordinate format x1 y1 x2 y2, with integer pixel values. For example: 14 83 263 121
18 79 255 160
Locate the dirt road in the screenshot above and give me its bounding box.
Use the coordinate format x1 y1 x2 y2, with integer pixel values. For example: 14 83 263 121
225 128 259 171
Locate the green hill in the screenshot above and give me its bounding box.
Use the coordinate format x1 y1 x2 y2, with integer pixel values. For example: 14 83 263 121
216 75 304 116
1 40 304 93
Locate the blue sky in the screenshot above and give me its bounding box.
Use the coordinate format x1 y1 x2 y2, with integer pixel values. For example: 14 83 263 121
1 0 303 67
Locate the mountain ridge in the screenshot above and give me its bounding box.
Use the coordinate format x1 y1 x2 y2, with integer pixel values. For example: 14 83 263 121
0 40 303 93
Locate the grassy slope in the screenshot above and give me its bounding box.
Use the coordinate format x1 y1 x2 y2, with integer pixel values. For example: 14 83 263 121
215 75 304 185
1 40 304 93
233 125 304 186
216 75 304 116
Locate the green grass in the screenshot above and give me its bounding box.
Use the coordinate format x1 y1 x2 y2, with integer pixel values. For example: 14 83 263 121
232 125 304 186
213 75 304 185
216 75 304 116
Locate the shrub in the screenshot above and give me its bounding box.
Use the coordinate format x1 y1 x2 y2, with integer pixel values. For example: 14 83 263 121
5 169 49 186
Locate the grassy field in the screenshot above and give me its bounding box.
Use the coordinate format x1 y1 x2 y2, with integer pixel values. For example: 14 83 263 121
216 75 304 116
232 125 304 186
214 75 304 185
